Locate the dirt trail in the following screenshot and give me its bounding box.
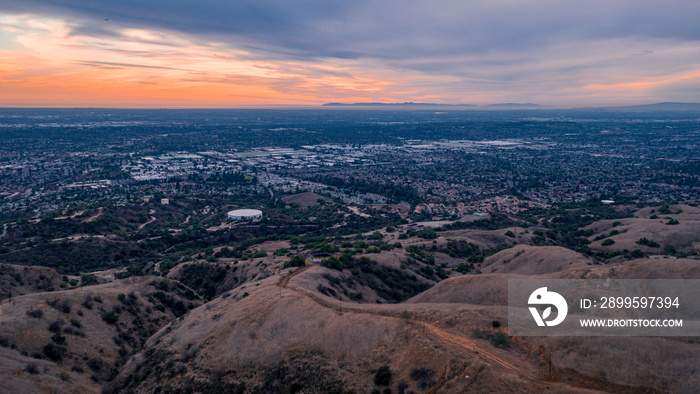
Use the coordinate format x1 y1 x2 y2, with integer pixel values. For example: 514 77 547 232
138 209 157 230
54 210 85 220
83 207 104 223
277 265 606 393
277 264 316 288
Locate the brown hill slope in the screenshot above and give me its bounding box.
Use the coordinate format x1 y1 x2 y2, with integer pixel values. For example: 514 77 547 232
0 277 201 389
0 264 63 301
586 204 700 253
109 275 567 393
107 256 691 394
479 245 595 275
409 256 700 306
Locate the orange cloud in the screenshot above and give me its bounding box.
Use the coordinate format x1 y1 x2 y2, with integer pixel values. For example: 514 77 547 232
0 14 436 107
585 70 700 92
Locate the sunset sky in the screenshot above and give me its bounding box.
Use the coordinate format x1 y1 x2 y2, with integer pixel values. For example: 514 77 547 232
1 1 699 108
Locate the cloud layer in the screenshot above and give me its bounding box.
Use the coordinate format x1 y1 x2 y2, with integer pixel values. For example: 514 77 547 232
1 0 699 106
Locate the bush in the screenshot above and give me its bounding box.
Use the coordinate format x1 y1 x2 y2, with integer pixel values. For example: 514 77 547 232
636 238 660 248
456 262 472 274
47 298 71 314
43 343 65 361
321 256 343 270
26 308 43 318
602 239 615 246
48 319 64 333
410 367 436 389
82 296 94 310
87 358 104 372
25 363 40 374
505 230 515 238
374 366 392 386
284 255 306 268
416 229 437 239
102 311 119 325
490 331 510 348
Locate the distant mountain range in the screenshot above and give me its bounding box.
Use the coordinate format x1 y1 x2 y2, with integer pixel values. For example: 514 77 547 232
485 103 541 107
322 102 476 107
322 102 541 108
600 102 700 111
322 101 700 111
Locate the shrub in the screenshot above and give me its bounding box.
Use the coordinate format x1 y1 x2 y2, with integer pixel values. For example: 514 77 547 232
46 298 71 314
102 311 119 325
321 256 343 270
636 238 660 248
117 293 126 302
602 239 615 246
284 255 306 268
48 319 64 333
87 358 104 372
490 331 510 348
82 296 94 310
410 367 436 389
25 363 40 374
505 230 515 238
26 308 43 318
374 366 392 386
43 343 65 361
416 229 437 239
51 333 67 345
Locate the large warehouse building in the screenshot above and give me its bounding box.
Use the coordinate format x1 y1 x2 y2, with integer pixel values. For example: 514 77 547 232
227 209 263 221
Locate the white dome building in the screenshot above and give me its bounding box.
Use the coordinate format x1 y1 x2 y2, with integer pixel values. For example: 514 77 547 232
227 209 263 221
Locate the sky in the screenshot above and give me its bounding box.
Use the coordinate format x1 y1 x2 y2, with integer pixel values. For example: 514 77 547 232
0 1 699 108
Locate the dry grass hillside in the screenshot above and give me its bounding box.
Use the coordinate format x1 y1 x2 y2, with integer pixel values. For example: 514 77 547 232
586 204 700 254
479 245 595 275
0 264 64 301
107 249 700 393
108 275 572 393
0 277 201 391
4 206 700 393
